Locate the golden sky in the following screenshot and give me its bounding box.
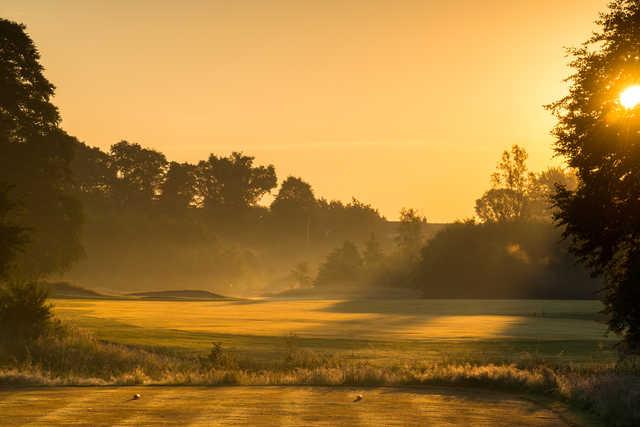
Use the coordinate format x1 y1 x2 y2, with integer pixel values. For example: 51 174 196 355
2 0 607 221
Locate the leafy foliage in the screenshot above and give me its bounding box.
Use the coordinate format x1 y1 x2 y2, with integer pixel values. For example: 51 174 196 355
314 241 363 287
475 145 576 224
414 221 599 298
548 0 640 351
0 281 53 352
0 184 26 278
395 208 427 257
0 18 82 278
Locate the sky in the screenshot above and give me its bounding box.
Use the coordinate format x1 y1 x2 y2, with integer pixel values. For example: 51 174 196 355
1 0 608 221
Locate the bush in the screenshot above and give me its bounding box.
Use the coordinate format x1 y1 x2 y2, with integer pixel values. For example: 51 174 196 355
200 342 238 370
0 281 54 354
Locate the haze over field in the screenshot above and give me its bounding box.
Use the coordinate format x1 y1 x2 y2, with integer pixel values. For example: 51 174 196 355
1 0 607 221
2 1 640 425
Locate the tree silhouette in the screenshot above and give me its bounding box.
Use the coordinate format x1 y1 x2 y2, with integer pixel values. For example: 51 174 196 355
548 0 640 352
159 161 197 211
527 167 577 222
109 141 167 207
395 208 426 258
363 233 384 270
475 188 525 223
475 145 530 223
0 19 82 277
270 176 316 242
70 140 115 207
0 19 58 142
314 241 363 287
196 152 276 218
0 184 26 278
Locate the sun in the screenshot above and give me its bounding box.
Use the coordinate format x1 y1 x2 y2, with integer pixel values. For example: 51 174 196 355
620 85 640 109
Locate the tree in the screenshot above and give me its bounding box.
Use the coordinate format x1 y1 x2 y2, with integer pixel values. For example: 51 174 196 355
395 208 427 258
314 241 363 287
70 140 115 207
491 144 529 195
0 184 26 278
196 152 276 216
159 161 197 211
270 176 316 241
547 0 640 352
475 188 526 223
475 145 530 223
0 19 58 142
109 141 167 207
414 221 598 299
0 19 83 277
527 167 577 222
363 233 385 269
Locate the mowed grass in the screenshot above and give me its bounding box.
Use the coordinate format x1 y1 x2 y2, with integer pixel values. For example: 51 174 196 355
0 386 579 426
51 299 617 366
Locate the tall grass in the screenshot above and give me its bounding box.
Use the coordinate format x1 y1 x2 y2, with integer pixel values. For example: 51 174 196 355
0 325 638 426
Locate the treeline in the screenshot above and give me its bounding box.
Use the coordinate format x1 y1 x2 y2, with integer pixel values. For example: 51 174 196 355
312 145 600 299
0 18 391 294
68 141 388 292
0 18 598 298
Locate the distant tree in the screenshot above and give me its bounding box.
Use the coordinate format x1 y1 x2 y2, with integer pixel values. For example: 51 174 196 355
0 185 26 278
415 221 598 299
475 145 530 223
362 233 385 269
196 152 276 216
547 0 640 352
70 140 115 207
270 176 316 242
315 241 363 287
315 198 386 244
0 18 83 277
109 141 167 207
395 208 427 258
159 161 197 210
491 144 529 194
527 167 577 222
475 188 525 223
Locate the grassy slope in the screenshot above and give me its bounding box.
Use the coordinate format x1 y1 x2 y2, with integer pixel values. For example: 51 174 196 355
51 298 617 366
0 386 591 426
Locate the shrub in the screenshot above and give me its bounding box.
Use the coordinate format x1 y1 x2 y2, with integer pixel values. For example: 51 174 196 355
0 281 54 355
200 342 238 370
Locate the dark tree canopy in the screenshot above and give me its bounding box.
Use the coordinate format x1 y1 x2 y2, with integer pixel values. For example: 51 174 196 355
270 176 316 241
197 152 277 214
475 145 576 224
548 0 640 351
395 208 426 257
271 176 316 216
314 241 363 287
0 19 82 278
110 141 167 207
159 161 198 211
0 184 26 278
0 19 59 142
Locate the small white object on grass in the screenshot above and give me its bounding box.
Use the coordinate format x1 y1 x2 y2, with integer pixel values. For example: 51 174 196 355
353 394 363 402
133 393 141 400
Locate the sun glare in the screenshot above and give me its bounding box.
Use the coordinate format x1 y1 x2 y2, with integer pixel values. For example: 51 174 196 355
620 85 640 109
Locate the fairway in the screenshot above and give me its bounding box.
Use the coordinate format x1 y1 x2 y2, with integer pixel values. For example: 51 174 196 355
51 298 615 366
0 386 579 426
53 298 608 341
